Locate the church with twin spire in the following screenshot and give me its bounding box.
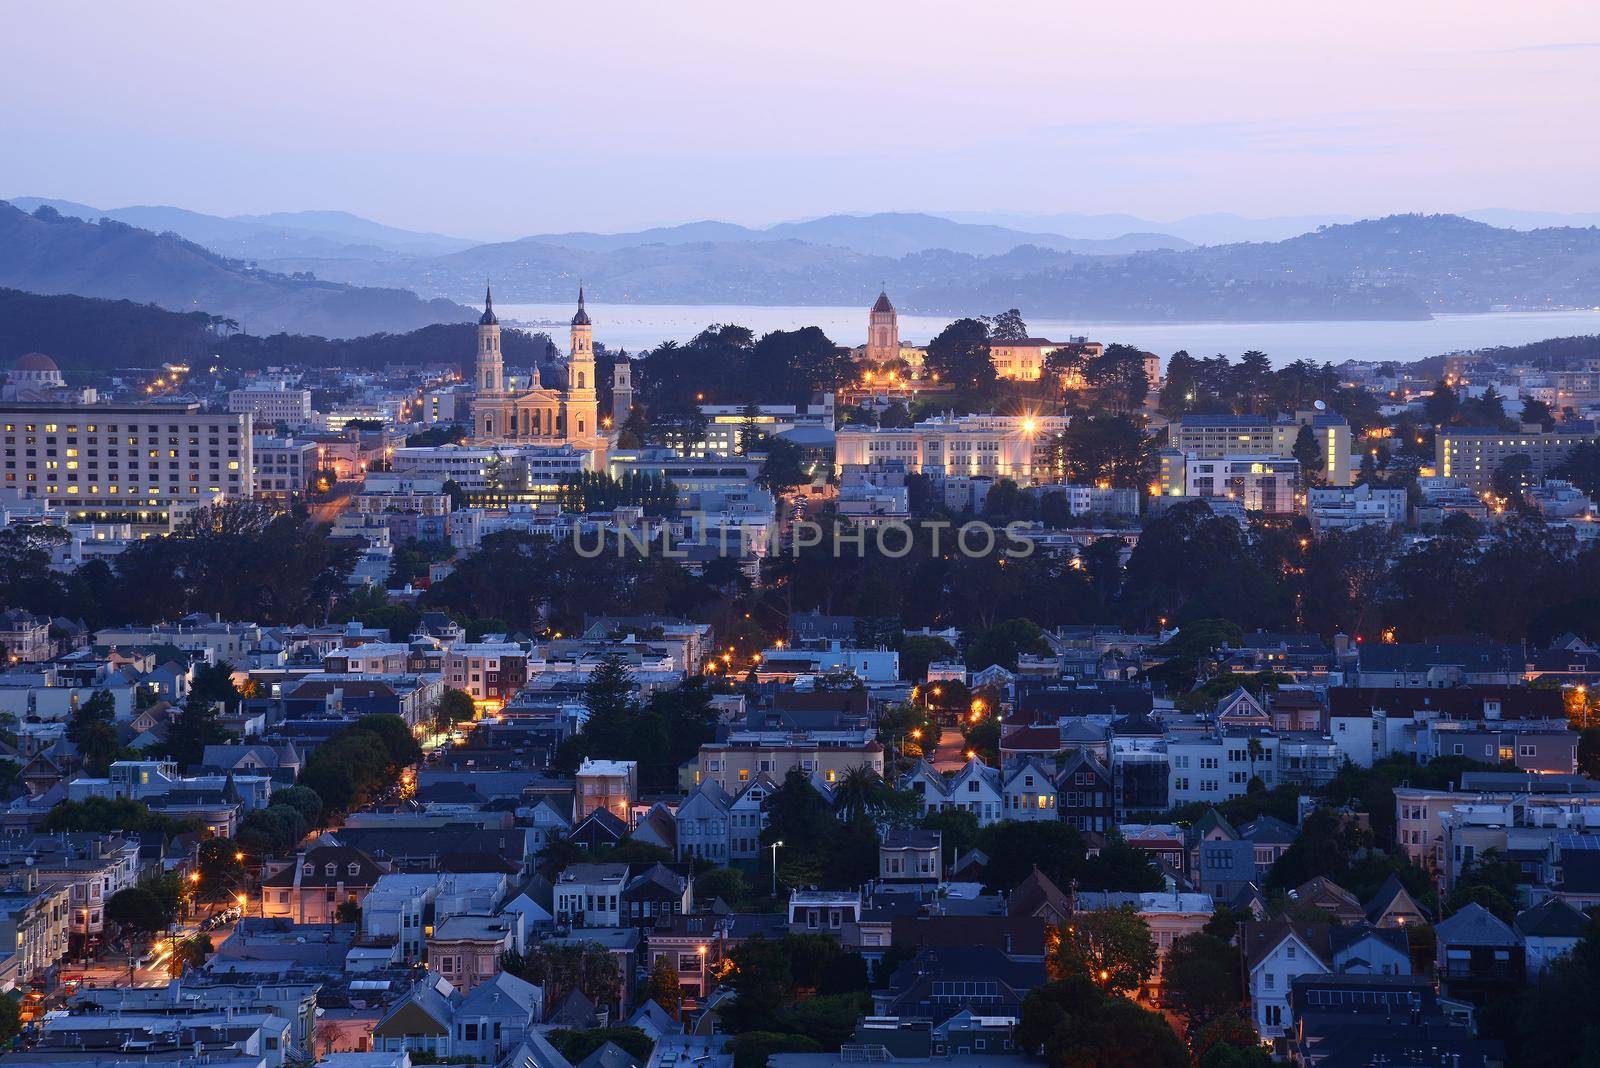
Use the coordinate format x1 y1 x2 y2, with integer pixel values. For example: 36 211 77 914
470 286 609 450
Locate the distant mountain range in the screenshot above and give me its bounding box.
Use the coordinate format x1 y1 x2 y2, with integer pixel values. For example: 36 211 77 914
4 196 1600 333
0 202 476 336
938 209 1600 245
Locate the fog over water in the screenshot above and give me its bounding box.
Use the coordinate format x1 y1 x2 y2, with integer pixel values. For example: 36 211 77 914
500 303 1600 366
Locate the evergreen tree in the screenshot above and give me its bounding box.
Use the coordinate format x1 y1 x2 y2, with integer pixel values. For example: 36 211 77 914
1292 424 1326 484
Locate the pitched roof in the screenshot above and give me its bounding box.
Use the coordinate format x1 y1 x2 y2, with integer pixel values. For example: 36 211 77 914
1363 873 1425 923
871 290 895 314
1516 897 1589 938
1242 920 1332 971
1008 867 1070 919
1437 903 1521 947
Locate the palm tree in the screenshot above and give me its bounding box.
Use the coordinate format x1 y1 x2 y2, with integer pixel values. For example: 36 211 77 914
834 765 882 822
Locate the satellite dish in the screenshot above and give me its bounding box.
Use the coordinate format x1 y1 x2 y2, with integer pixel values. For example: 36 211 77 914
1313 400 1327 411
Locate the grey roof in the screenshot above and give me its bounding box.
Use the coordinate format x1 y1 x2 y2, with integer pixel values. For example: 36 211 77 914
1436 903 1521 947
577 1041 641 1068
1516 897 1589 938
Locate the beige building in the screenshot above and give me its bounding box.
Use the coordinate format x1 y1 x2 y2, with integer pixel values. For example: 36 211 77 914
426 913 517 992
0 401 253 524
576 758 638 822
834 414 1070 482
1166 411 1352 488
1436 425 1600 492
696 732 884 791
472 287 603 450
259 845 387 925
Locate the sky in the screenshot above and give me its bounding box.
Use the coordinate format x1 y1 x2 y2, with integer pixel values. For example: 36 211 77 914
3 0 1598 240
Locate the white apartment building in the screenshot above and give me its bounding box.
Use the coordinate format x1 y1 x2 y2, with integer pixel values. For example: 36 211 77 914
252 437 319 496
1183 456 1301 514
228 385 313 425
1168 733 1280 806
834 414 1071 482
1306 483 1408 532
0 402 253 521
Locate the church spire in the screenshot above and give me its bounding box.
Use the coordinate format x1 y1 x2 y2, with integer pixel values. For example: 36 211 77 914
479 281 497 326
571 284 591 326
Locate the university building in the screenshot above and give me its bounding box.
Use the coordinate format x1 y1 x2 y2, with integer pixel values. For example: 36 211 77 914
0 401 253 524
1435 423 1600 491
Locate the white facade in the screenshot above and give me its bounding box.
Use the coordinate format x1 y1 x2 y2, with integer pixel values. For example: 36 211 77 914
0 403 253 517
252 437 319 496
1168 734 1279 806
229 386 313 425
834 415 1070 482
1184 455 1300 514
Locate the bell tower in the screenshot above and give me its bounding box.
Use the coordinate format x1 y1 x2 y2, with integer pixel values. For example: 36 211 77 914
612 358 633 424
566 287 598 440
866 288 898 363
476 284 503 396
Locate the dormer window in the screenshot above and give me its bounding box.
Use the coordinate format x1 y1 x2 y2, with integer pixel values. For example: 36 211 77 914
325 863 337 877
348 863 360 876
303 864 314 876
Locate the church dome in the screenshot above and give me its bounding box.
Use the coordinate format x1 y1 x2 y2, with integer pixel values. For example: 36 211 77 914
571 287 591 327
479 284 497 326
12 352 59 374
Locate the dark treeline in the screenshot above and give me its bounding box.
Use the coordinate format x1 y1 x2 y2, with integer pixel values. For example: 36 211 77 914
0 287 553 373
634 325 856 412
768 502 1600 651
0 502 356 629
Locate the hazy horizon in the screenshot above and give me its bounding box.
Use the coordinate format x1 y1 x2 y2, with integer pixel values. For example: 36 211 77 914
4 0 1597 240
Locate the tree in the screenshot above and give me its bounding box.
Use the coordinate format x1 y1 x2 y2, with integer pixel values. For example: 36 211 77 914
1162 932 1243 1026
335 900 362 925
1491 453 1534 505
271 784 323 827
166 693 230 768
1425 381 1459 425
728 1032 823 1068
694 866 749 907
1522 396 1556 430
0 991 20 1049
1051 905 1158 994
966 618 1050 671
1292 424 1326 484
924 318 996 392
1060 415 1152 488
1017 978 1186 1068
433 688 476 731
985 308 1029 341
897 634 957 682
106 886 166 940
586 652 636 720
169 934 213 977
1083 344 1151 413
646 955 681 1017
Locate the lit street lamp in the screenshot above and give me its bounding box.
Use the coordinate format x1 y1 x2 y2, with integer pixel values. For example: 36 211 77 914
769 840 784 897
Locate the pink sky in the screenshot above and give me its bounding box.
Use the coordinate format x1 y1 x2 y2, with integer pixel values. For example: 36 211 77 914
3 0 1597 238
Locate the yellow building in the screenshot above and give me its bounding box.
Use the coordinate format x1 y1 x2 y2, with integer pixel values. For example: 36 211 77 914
1164 411 1352 488
472 287 603 449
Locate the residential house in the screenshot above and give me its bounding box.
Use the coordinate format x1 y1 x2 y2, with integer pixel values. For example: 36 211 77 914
1435 902 1525 1005
576 759 637 823
1242 921 1332 1042
879 829 941 885
1001 758 1058 820
621 863 692 929
1055 751 1113 834
1290 876 1365 924
372 971 541 1063
729 773 776 860
675 779 732 863
1328 922 1411 975
1363 874 1428 929
554 863 629 927
260 844 387 925
426 913 518 992
1516 897 1587 975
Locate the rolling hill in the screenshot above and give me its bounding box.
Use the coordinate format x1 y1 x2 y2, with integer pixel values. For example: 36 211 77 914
0 201 476 337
